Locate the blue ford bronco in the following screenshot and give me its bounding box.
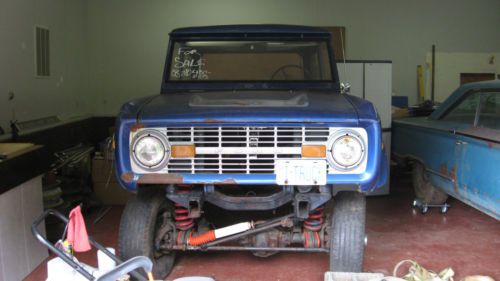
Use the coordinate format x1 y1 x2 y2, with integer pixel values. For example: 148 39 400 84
115 25 388 278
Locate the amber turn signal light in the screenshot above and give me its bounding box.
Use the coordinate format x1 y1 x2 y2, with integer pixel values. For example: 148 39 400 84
171 144 195 158
301 145 326 158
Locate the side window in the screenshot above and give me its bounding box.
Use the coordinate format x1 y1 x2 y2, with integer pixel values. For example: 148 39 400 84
442 93 480 125
477 92 500 130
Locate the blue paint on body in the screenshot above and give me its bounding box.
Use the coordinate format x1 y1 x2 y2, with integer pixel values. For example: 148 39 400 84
115 25 388 196
393 80 500 219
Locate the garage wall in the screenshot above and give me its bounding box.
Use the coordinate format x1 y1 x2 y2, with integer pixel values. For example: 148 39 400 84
0 0 90 134
87 0 500 115
425 52 500 102
2 0 499 134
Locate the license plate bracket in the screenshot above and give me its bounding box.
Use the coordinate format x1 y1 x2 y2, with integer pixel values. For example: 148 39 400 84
275 159 327 186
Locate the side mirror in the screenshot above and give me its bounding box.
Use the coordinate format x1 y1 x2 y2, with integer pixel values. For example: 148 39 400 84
340 83 351 94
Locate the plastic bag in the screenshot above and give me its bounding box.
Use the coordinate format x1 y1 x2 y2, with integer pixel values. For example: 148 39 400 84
393 260 454 281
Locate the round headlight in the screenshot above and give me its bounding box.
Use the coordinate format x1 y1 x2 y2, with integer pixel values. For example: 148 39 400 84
328 131 365 170
132 130 170 169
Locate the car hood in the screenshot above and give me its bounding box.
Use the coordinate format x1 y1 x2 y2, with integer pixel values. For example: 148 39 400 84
137 90 359 124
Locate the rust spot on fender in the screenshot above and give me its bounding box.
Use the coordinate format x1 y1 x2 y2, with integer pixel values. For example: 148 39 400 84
204 119 222 123
439 164 458 193
121 172 135 183
439 164 448 175
450 166 458 193
131 174 237 185
130 123 145 132
137 173 184 184
449 167 456 180
488 142 499 148
214 178 237 185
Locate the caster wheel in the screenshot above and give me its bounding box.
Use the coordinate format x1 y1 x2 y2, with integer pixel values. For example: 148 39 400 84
412 200 418 208
440 206 448 214
421 206 429 214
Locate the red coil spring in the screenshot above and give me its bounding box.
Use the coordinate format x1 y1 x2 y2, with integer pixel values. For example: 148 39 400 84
174 203 194 230
304 231 321 248
304 207 324 232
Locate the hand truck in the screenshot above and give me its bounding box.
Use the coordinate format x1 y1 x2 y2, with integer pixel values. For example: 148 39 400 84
32 209 155 281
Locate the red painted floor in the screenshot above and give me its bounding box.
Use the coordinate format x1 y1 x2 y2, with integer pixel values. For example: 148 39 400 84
25 169 500 281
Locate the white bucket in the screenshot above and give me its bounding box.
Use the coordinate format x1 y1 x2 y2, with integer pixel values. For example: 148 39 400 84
173 277 216 281
46 257 98 281
97 247 117 271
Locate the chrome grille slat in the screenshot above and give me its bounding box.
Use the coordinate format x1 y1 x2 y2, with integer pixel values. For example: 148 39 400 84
165 126 330 174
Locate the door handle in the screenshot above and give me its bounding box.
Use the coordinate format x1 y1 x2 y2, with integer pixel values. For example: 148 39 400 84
456 140 467 145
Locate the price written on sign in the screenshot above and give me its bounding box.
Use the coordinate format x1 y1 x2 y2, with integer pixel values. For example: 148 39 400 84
171 48 210 80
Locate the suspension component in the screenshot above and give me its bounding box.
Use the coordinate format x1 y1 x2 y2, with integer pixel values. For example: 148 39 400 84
303 206 324 231
174 203 195 230
176 229 192 246
303 206 325 248
188 222 254 246
304 231 321 248
188 230 216 246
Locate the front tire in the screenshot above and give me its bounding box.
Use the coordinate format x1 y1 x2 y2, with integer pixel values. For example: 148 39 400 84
119 188 175 279
412 162 448 205
329 191 366 272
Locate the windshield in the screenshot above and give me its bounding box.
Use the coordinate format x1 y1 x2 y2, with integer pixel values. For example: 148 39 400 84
168 40 332 82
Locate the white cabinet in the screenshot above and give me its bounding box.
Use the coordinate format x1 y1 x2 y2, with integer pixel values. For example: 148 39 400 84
0 176 48 280
336 61 392 129
337 61 392 195
364 63 392 129
337 62 364 99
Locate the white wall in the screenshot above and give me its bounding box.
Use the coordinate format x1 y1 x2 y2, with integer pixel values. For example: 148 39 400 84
425 52 500 102
0 0 89 134
2 0 500 134
87 0 500 115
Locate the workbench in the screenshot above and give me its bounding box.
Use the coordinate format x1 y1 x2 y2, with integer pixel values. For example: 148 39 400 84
0 143 49 280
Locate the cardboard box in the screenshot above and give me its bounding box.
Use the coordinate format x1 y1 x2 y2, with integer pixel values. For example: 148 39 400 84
392 106 409 119
92 158 132 205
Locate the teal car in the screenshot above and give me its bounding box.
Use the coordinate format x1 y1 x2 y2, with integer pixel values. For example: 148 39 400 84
392 80 500 219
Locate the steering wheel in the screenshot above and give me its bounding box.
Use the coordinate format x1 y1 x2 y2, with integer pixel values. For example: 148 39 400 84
270 64 309 80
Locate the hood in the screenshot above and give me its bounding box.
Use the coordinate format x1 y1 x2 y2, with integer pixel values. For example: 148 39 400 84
137 90 359 124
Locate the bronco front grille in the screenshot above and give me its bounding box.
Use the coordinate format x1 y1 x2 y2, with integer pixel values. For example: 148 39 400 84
165 126 330 174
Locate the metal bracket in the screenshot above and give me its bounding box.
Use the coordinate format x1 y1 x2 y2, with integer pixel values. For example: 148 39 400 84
294 190 332 219
166 185 203 218
204 185 294 211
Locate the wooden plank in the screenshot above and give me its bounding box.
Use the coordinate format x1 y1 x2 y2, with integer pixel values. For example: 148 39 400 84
0 143 36 159
0 145 49 195
320 26 346 60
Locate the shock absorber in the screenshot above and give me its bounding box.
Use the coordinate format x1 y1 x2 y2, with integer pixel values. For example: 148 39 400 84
188 222 254 246
303 206 325 248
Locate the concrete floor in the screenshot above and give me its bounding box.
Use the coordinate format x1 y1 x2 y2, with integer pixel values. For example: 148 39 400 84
25 168 500 280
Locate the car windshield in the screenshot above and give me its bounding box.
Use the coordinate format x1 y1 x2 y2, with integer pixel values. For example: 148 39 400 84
168 40 332 82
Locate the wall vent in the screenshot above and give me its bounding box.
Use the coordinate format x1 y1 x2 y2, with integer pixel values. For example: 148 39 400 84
35 26 50 77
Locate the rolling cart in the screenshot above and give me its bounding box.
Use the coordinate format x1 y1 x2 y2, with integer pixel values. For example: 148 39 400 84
31 209 156 281
412 199 450 214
